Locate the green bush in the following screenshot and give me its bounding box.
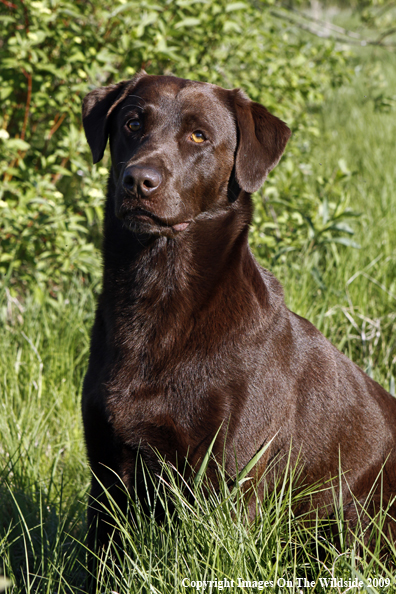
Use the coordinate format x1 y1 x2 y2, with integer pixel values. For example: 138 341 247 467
0 0 357 299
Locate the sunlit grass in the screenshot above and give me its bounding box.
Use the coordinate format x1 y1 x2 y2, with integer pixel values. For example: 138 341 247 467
275 47 396 391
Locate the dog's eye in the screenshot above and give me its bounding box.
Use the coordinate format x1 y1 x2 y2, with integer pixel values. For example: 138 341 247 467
126 119 141 132
191 131 205 144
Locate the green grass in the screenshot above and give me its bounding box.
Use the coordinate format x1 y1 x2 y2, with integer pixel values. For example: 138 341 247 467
0 286 93 591
1 32 396 594
275 46 396 391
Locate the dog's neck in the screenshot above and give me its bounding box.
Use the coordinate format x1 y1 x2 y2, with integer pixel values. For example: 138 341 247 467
99 178 282 387
102 184 257 310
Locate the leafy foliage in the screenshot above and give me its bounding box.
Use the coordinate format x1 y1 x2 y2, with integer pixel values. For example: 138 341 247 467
0 0 360 298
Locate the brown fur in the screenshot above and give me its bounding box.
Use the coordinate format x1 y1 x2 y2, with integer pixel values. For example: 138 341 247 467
82 73 396 555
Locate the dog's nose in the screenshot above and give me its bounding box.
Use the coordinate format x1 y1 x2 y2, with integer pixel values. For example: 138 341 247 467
123 166 162 197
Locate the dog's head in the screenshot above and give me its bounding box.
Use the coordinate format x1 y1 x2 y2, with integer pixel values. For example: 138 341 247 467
83 73 291 238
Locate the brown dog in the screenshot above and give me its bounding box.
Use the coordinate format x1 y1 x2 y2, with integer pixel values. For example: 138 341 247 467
82 72 396 553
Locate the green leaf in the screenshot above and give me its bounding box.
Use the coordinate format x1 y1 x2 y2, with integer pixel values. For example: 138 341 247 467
225 2 248 11
193 422 223 488
110 2 139 17
6 139 31 151
68 51 86 63
231 432 279 497
0 87 13 100
328 222 354 234
323 237 361 248
223 21 241 33
175 17 201 29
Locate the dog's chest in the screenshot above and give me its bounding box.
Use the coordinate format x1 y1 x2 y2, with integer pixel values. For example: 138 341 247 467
104 338 247 464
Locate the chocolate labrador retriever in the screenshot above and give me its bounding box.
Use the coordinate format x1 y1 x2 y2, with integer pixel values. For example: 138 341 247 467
82 72 396 554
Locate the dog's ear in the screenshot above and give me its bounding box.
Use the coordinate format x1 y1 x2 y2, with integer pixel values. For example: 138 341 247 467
82 72 148 164
82 81 130 164
232 90 291 193
83 72 148 164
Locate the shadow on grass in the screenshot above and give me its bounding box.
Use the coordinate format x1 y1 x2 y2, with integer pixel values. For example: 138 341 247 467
0 462 88 593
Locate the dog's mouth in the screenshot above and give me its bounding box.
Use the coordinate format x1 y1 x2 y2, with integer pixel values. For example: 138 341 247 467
118 206 191 235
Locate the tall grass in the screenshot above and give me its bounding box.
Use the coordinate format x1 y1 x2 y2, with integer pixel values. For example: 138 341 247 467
1 33 396 594
276 46 396 391
0 285 93 591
